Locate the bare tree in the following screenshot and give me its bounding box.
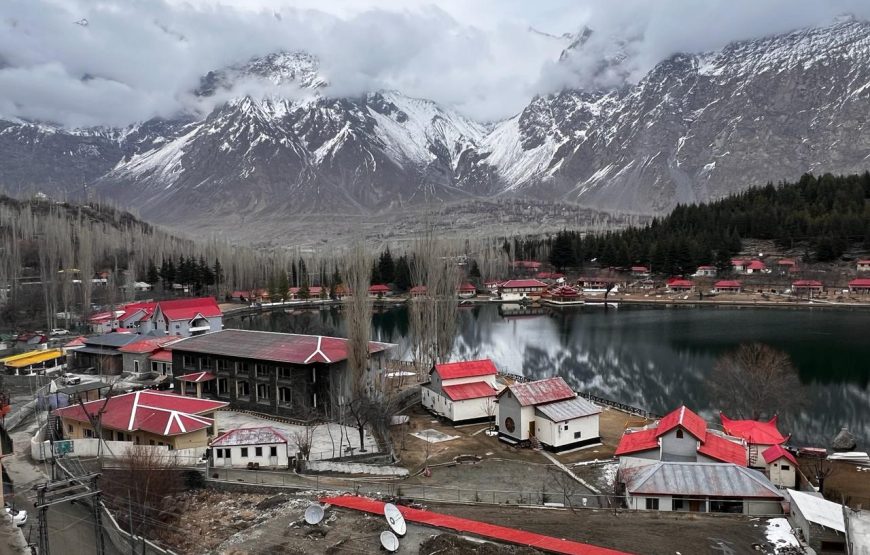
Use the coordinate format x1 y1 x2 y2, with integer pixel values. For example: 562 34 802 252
343 241 374 451
708 343 803 420
483 396 496 432
290 424 318 461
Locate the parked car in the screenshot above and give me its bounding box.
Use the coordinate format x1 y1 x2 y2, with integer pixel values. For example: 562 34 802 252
5 505 27 527
50 328 70 336
59 374 81 386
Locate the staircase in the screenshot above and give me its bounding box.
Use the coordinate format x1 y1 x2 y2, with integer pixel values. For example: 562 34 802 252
47 414 62 441
529 436 543 451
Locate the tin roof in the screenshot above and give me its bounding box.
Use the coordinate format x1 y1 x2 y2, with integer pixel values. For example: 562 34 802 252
169 329 392 365
117 336 177 354
788 489 845 532
849 278 870 287
157 297 222 321
84 333 142 348
499 279 548 289
535 396 601 422
148 349 173 363
698 433 748 465
714 280 742 288
793 280 823 287
210 426 288 447
614 428 659 456
499 377 575 406
656 406 707 441
434 359 498 380
762 445 797 466
625 462 782 499
720 414 786 445
442 381 497 401
176 371 216 383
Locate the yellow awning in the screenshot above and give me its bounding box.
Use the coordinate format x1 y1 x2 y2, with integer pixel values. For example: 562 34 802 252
3 349 65 368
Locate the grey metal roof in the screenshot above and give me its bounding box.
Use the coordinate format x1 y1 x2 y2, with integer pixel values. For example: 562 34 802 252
57 381 112 395
624 462 783 499
535 396 601 422
211 426 288 447
75 345 125 357
84 333 142 348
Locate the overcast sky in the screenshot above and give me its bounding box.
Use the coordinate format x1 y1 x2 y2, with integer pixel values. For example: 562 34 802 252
1 0 869 127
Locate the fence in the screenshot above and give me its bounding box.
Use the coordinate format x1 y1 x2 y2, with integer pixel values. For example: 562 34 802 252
32 427 205 467
497 373 660 419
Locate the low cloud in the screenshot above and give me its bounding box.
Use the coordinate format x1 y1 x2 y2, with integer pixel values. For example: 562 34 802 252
1 0 869 128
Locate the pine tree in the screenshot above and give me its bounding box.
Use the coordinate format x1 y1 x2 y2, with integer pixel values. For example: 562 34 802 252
468 259 481 279
378 249 395 284
394 255 412 291
145 260 159 286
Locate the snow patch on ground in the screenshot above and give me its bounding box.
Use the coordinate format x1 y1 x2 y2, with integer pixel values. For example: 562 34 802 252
412 429 459 443
765 518 799 552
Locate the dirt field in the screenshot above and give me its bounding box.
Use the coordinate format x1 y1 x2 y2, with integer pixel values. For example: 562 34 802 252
798 458 870 508
434 503 778 555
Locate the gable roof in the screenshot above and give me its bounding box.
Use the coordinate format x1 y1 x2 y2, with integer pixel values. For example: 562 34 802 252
176 371 216 383
434 359 498 380
788 489 846 533
698 433 748 465
169 329 392 365
53 391 227 436
498 377 575 406
656 406 707 441
443 381 497 401
614 428 660 456
714 280 742 288
762 444 798 466
535 396 601 422
720 413 787 445
625 462 782 499
499 279 548 289
210 426 288 447
84 333 142 348
156 297 221 321
117 336 177 354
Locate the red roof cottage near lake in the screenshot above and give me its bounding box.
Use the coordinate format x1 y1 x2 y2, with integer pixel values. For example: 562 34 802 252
422 359 499 423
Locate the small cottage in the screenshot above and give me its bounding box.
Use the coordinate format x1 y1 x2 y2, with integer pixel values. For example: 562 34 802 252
720 413 787 468
456 283 477 298
792 280 824 297
210 427 289 469
496 377 601 451
857 260 870 272
694 265 717 277
745 260 767 274
713 280 742 294
422 359 498 423
788 489 847 553
761 445 797 488
497 279 548 301
666 278 694 292
368 284 391 298
848 278 870 295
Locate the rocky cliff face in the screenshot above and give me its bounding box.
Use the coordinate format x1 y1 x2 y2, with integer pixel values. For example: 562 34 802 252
2 18 869 225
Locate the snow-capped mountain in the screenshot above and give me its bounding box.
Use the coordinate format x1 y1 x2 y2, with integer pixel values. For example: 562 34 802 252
2 18 870 226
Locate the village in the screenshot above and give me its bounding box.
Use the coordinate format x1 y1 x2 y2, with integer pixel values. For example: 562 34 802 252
1 252 869 555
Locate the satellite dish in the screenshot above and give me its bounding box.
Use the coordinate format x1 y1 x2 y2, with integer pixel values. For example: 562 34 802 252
383 503 406 537
379 531 399 552
304 504 324 525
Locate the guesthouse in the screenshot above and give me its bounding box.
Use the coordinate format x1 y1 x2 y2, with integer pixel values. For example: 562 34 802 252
694 265 716 277
857 260 870 272
422 359 498 423
848 278 870 294
368 284 391 298
497 279 548 301
787 489 847 553
720 413 788 468
792 280 824 297
666 278 694 292
713 280 742 294
457 283 477 298
761 445 797 488
210 427 289 469
497 377 601 451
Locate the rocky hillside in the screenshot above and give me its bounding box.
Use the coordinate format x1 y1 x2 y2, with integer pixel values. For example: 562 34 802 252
1 17 869 228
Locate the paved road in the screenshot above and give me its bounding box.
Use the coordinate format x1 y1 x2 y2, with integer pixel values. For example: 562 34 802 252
3 425 120 555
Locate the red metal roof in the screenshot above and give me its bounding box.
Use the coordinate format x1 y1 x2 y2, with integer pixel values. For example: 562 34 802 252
322 496 629 555
457 283 477 292
443 381 497 401
500 377 575 406
148 349 173 363
762 444 798 466
157 297 222 321
614 428 659 456
368 284 391 293
53 391 227 436
169 329 391 365
499 279 548 289
631 266 649 272
858 260 870 264
793 280 823 287
410 285 428 294
290 286 323 295
698 433 748 465
88 311 116 323
849 278 870 287
550 285 580 297
211 426 288 447
714 280 742 288
434 359 498 380
731 259 745 265
63 336 87 348
777 259 796 266
176 371 216 383
666 278 693 288
117 336 176 354
720 414 786 445
747 260 766 270
656 406 707 441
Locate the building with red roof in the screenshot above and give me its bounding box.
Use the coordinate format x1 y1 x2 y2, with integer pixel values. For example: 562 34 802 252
631 266 650 276
615 405 748 470
792 280 824 297
368 284 391 298
409 285 428 297
762 445 798 488
720 413 788 467
848 278 870 294
210 427 290 469
423 359 499 423
457 283 477 298
169 329 394 418
53 390 228 449
694 265 717 277
857 260 870 272
498 279 548 301
666 278 694 292
496 377 601 451
118 336 179 375
746 260 767 274
714 280 742 293
149 297 222 337
289 286 324 299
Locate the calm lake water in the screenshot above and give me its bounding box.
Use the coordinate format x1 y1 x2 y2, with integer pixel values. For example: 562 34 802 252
227 303 870 447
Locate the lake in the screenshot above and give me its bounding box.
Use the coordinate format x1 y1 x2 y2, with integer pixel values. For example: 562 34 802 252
226 303 870 447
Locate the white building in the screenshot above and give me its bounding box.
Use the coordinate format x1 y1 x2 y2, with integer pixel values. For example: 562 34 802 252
422 359 499 423
761 445 797 489
496 377 601 451
788 489 847 552
210 427 289 469
497 279 548 301
623 462 783 515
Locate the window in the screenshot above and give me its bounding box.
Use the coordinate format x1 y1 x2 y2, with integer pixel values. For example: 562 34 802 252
279 386 292 404
68 424 73 433
710 499 742 514
257 383 271 402
269 446 277 457
563 424 569 431
255 447 263 457
175 324 180 329
149 440 155 445
217 378 229 396
215 449 223 459
672 496 686 511
504 417 515 433
217 359 231 372
134 360 140 373
241 447 248 457
780 464 790 471
84 428 94 438
573 431 582 439
238 362 250 376
645 498 659 510
183 354 196 368
676 429 684 439
237 380 250 398
278 368 293 380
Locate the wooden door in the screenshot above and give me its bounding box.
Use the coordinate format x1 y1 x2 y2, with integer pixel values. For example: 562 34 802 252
689 499 702 512
528 421 536 438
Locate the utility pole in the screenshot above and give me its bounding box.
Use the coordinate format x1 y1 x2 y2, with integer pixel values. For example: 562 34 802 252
35 473 105 555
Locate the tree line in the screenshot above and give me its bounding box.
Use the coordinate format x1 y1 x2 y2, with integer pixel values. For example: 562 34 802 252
547 172 870 274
